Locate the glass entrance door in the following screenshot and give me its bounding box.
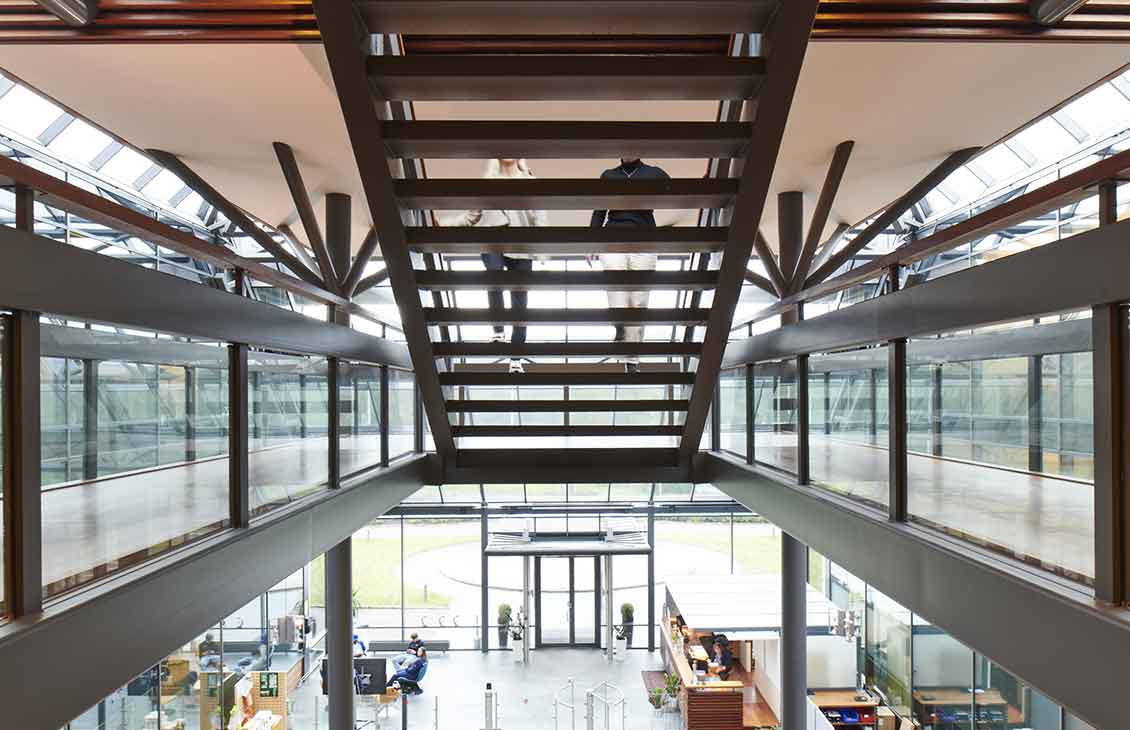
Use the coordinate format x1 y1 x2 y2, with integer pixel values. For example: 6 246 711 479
535 556 600 647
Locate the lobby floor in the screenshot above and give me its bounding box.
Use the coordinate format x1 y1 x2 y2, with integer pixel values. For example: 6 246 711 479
287 647 668 730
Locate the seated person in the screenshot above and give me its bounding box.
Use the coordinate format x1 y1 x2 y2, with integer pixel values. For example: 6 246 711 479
708 640 734 680
390 632 425 672
198 632 221 671
352 634 367 658
386 648 428 695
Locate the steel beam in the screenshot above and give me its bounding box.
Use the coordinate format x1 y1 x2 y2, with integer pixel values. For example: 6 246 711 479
678 0 821 462
703 451 1124 730
0 155 345 306
796 354 810 485
273 141 337 289
381 120 751 159
229 343 249 528
1028 355 1044 472
146 149 325 290
313 0 456 459
328 357 341 489
480 511 489 653
3 310 42 617
31 0 97 26
414 270 718 291
14 183 33 232
342 228 380 298
793 140 853 289
184 366 196 463
380 366 390 467
407 225 727 255
1030 0 1090 24
82 359 99 481
366 54 766 101
723 217 1130 367
647 508 656 652
804 147 981 288
0 454 426 730
889 338 908 521
355 1 772 34
326 538 354 730
395 177 737 210
781 531 807 730
778 191 804 286
0 223 410 369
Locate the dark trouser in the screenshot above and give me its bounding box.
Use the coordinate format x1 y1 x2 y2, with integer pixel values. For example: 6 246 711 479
481 253 532 345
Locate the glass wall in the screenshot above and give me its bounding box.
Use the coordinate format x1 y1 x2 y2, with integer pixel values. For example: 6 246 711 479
809 346 889 508
719 366 747 457
754 359 798 473
40 320 231 598
389 368 415 458
340 362 382 476
248 351 329 517
865 585 913 718
907 315 1095 582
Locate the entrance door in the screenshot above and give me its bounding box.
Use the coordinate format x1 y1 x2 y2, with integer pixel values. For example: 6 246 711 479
535 556 600 647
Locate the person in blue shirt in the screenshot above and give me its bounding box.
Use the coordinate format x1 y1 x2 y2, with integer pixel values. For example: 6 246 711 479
387 647 428 694
710 640 734 680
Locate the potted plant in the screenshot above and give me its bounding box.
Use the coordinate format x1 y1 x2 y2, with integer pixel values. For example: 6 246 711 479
620 603 635 647
648 687 665 709
613 624 628 661
497 604 512 648
664 671 682 708
509 608 526 662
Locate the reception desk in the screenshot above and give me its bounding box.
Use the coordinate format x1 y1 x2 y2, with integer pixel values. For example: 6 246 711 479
661 624 745 730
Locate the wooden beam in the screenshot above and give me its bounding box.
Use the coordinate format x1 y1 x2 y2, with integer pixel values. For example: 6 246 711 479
366 54 767 101
804 146 981 287
778 190 804 286
678 0 822 462
0 154 347 306
394 177 738 210
381 120 751 159
753 229 788 297
147 148 326 291
273 141 339 291
792 140 853 290
744 269 777 296
312 0 456 458
1030 0 1090 24
277 223 322 277
33 0 97 26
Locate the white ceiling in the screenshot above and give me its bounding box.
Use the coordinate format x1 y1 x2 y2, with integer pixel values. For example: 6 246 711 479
0 40 1127 254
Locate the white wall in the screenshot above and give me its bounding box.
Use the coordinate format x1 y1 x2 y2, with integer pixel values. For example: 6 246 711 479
753 639 782 719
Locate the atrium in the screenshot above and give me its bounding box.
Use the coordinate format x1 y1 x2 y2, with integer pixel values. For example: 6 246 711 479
0 2 1128 730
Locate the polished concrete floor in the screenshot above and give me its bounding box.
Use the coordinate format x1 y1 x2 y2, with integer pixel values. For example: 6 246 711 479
287 647 667 730
37 436 385 594
756 433 1094 580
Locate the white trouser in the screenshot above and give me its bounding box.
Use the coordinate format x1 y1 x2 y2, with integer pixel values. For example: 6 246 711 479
600 252 657 361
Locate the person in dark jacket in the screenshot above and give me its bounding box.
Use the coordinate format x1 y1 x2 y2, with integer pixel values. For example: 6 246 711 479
387 648 428 694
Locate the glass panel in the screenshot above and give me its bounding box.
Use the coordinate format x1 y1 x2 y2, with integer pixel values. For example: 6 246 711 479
574 556 598 645
975 657 1058 730
403 517 480 650
539 556 571 644
342 363 382 476
1065 713 1099 730
865 585 912 720
488 556 522 650
754 359 797 473
40 320 229 597
352 517 403 646
907 315 1094 582
809 346 889 509
248 351 329 517
389 368 415 458
161 622 224 730
719 367 747 457
807 547 827 593
911 617 974 730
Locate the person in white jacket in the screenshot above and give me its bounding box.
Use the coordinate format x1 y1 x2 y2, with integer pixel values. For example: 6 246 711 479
452 158 547 373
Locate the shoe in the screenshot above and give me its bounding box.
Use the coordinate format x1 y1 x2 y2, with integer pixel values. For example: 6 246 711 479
509 359 525 374
625 362 641 375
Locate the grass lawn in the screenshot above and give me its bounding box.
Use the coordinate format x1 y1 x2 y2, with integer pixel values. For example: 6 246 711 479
310 531 478 608
657 521 781 574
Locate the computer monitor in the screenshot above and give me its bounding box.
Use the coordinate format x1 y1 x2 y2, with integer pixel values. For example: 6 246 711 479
321 657 387 696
